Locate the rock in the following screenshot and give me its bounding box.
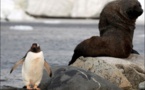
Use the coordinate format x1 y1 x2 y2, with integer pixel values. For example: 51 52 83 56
1 66 121 90
116 64 145 89
0 85 26 90
97 54 144 70
71 54 145 90
46 66 121 90
39 70 52 90
139 81 145 90
96 54 145 89
71 57 132 90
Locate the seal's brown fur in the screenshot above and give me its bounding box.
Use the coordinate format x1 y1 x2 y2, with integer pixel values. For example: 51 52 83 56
68 0 143 65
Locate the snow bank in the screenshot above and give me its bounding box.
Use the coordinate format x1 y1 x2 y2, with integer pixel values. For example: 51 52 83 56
0 0 144 23
0 0 34 21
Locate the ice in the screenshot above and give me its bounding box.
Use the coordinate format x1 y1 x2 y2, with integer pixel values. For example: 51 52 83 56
10 25 34 31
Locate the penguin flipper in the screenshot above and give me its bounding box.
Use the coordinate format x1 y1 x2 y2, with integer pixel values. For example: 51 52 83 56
44 60 52 77
10 59 24 74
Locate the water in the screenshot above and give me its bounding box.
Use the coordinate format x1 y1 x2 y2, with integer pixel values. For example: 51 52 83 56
0 22 144 87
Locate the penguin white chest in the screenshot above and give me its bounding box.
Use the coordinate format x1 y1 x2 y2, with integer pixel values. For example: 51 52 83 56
22 51 44 85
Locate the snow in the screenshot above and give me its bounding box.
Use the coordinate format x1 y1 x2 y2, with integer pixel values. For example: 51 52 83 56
0 0 144 24
0 0 34 21
10 25 34 31
136 0 144 24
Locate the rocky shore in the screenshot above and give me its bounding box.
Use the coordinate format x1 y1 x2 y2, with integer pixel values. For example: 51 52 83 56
1 54 144 90
1 66 121 90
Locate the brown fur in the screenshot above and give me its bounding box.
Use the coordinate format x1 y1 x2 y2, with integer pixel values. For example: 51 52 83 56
68 0 143 65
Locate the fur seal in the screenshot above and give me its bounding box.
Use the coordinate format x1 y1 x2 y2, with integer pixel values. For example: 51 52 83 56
68 0 143 65
10 43 52 89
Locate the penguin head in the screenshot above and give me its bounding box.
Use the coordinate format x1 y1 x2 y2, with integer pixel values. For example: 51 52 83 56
30 43 41 53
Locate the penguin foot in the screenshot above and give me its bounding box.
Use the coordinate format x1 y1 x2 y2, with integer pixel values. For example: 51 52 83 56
33 85 40 90
26 85 33 90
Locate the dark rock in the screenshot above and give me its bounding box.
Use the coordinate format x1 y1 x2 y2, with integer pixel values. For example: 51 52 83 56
46 66 122 90
1 66 121 90
0 85 26 90
39 70 52 90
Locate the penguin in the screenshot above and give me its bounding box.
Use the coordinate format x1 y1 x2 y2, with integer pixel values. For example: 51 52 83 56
10 43 52 90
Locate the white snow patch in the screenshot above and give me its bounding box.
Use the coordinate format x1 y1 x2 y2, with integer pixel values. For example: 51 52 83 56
0 0 34 21
10 25 34 31
43 20 62 24
136 0 144 24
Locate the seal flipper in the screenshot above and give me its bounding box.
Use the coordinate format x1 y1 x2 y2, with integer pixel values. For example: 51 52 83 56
10 59 24 74
131 49 139 54
44 60 52 77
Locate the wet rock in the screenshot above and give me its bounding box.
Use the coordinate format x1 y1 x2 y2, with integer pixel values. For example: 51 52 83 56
0 85 26 90
71 57 132 90
39 70 52 90
46 66 121 90
1 66 121 90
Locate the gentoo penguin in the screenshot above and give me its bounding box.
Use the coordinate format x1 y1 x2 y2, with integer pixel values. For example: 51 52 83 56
10 43 52 90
